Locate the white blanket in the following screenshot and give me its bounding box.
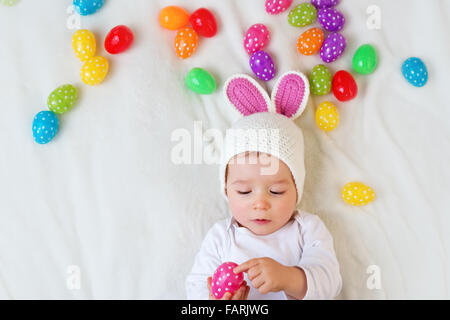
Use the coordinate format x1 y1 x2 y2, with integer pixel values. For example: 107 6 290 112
0 0 449 299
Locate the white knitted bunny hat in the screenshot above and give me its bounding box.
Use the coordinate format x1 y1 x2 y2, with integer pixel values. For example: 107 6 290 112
220 70 310 206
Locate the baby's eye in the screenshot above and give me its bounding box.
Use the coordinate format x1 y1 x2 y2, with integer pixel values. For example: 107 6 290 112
270 190 285 195
237 190 251 195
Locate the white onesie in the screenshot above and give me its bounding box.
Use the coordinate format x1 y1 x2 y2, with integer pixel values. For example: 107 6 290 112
186 210 342 300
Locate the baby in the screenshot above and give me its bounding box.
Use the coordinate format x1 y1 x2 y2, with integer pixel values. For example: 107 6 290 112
186 71 342 300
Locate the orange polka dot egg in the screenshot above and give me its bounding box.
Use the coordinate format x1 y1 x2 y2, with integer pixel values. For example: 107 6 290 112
80 56 109 86
174 27 199 59
297 27 324 56
342 182 375 206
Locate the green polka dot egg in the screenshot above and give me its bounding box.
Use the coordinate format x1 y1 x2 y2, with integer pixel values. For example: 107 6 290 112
47 84 78 115
288 3 317 27
309 64 332 95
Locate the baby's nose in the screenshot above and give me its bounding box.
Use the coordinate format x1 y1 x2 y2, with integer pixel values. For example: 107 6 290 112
252 197 270 210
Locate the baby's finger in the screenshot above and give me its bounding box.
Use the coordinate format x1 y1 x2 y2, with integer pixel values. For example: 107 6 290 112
234 258 260 274
251 274 265 289
231 285 246 300
221 292 232 300
207 277 212 291
243 285 250 300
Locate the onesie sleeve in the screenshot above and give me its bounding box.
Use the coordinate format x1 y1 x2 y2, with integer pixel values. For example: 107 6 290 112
295 212 342 300
185 220 229 300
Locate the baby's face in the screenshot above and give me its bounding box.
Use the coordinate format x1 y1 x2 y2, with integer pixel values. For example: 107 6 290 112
225 152 297 235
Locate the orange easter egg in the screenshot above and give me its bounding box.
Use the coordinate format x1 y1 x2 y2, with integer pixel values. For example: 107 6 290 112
174 27 199 59
297 27 324 56
159 6 189 30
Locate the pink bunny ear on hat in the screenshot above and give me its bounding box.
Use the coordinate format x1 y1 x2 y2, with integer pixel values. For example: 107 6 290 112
270 71 310 120
224 74 271 117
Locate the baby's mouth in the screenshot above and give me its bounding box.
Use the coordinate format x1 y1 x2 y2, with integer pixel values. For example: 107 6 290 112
251 218 271 225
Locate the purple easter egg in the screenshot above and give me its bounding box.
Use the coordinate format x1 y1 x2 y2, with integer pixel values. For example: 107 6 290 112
320 32 346 63
310 0 339 9
318 8 345 31
249 50 276 81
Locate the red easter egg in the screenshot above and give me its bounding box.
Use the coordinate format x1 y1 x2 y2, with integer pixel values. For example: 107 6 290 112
332 70 358 101
105 25 134 54
189 8 217 38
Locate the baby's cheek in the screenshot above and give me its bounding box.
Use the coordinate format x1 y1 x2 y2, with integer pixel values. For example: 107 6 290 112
228 195 250 221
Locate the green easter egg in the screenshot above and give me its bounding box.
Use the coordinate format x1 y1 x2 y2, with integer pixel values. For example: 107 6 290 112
288 3 317 27
352 44 377 75
309 64 332 96
185 68 216 95
47 84 78 114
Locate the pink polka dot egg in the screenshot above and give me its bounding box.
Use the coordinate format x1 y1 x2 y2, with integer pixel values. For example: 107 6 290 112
211 262 244 299
244 23 270 55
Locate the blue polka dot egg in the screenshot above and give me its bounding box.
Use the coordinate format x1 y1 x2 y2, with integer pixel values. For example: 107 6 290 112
402 57 428 87
32 111 59 144
73 0 104 16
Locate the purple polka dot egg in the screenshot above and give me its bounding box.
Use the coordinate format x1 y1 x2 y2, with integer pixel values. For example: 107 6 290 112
310 0 339 9
320 32 346 63
244 24 270 55
250 50 276 81
318 7 345 31
211 262 244 299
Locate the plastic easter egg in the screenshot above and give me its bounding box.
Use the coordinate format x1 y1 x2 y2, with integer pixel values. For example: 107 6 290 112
185 68 216 94
80 56 109 86
297 27 324 56
73 0 104 16
104 25 134 54
159 5 189 30
320 32 346 63
402 57 428 87
352 44 377 75
249 50 276 81
47 84 77 115
288 3 317 27
318 8 345 32
244 24 270 55
316 101 339 131
309 64 332 95
32 111 59 144
211 262 244 299
0 0 19 6
311 0 339 9
189 8 217 38
342 182 375 206
72 29 96 62
332 70 357 101
265 0 293 14
174 27 199 59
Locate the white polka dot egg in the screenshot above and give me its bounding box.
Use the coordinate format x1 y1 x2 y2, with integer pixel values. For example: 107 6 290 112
72 29 96 62
80 56 109 86
211 262 244 299
244 23 270 55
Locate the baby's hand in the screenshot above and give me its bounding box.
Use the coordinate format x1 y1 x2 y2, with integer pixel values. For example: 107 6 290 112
207 277 250 300
233 257 287 295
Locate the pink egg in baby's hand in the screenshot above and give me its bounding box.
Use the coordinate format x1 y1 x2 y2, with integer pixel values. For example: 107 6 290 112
211 262 244 299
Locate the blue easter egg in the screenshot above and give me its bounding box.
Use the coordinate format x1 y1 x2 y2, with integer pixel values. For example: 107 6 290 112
32 111 59 144
402 57 428 87
73 0 104 16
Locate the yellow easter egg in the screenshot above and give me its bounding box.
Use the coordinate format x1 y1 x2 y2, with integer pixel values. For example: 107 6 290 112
72 29 96 62
316 101 339 131
342 182 375 206
80 56 109 86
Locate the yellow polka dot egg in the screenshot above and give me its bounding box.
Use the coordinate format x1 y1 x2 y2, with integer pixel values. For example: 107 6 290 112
316 101 339 131
80 56 109 86
342 182 375 206
72 29 96 62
